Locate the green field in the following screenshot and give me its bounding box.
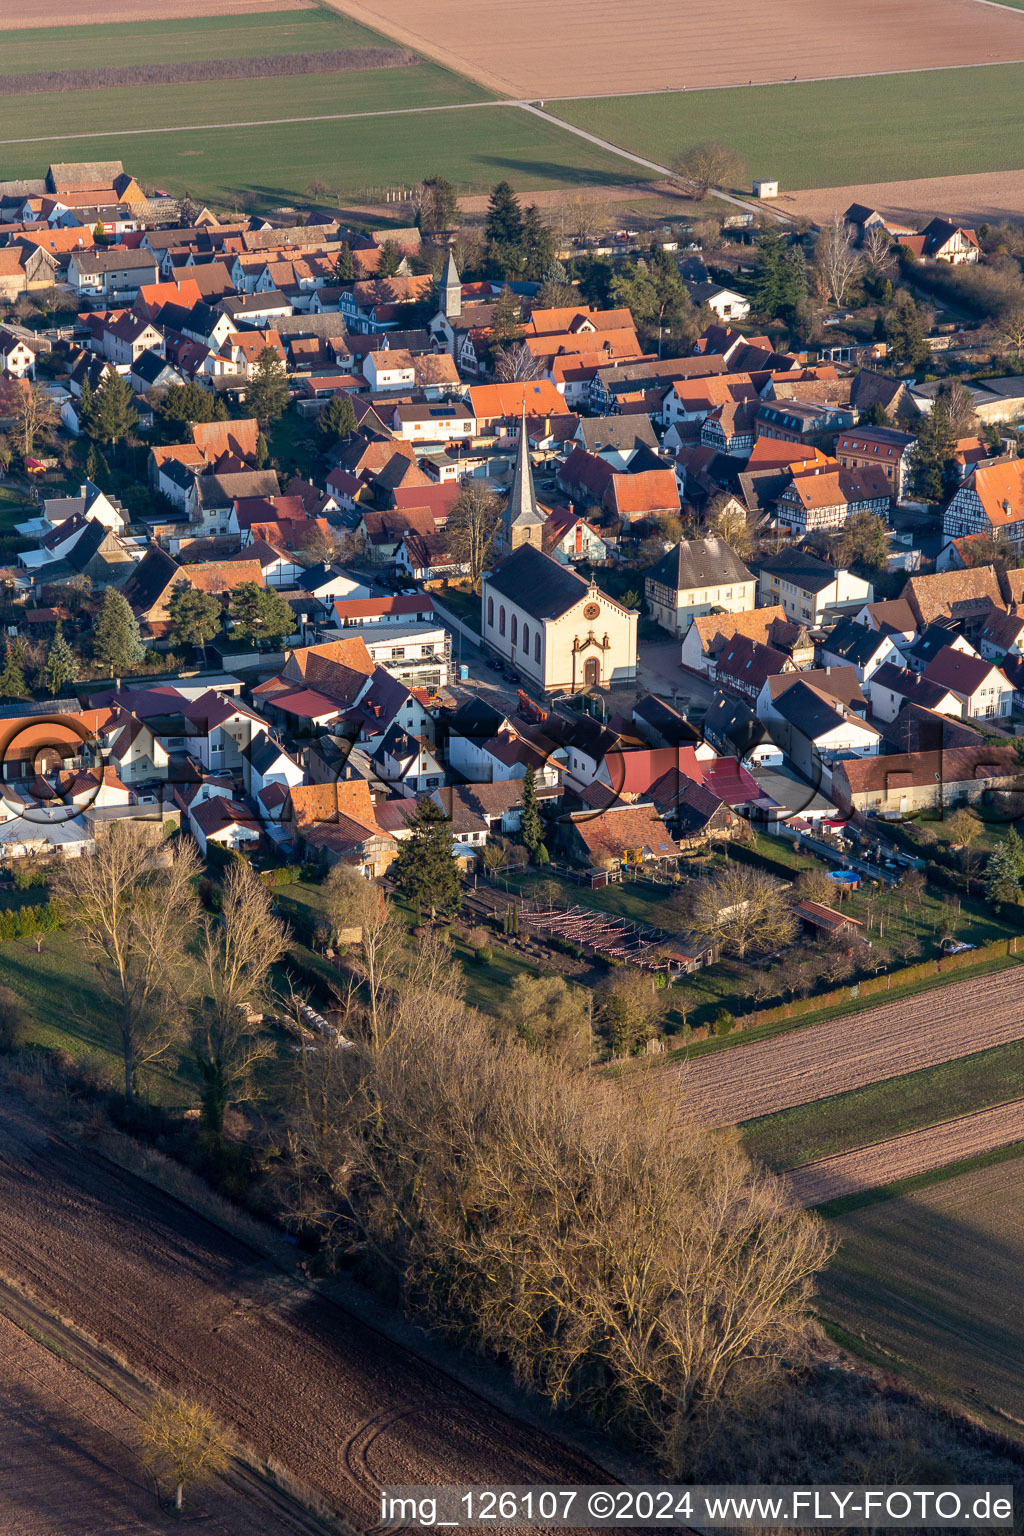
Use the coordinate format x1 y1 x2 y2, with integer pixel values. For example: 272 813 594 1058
820 1157 1024 1424
743 1039 1024 1171
552 63 1024 190
0 105 630 209
0 9 390 74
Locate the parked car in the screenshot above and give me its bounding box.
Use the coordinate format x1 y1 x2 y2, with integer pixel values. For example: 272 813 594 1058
940 938 976 955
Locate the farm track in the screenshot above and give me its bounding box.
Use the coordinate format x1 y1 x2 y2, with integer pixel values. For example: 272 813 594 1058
783 1099 1024 1207
0 1090 624 1534
669 968 1024 1127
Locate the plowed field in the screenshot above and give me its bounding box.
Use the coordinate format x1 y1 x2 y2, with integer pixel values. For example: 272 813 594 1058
783 1100 1024 1207
0 1090 620 1529
672 969 1024 1127
0 0 311 28
325 0 1024 98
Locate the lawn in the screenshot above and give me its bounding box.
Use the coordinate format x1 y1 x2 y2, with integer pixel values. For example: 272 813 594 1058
819 1155 1024 1424
0 105 633 210
0 9 391 75
743 1038 1024 1171
552 63 1024 191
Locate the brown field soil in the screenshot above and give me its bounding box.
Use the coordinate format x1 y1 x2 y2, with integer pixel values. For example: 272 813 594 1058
671 969 1024 1127
0 0 312 29
780 167 1024 227
0 1308 294 1536
0 1088 623 1529
783 1100 1024 1207
323 0 1024 98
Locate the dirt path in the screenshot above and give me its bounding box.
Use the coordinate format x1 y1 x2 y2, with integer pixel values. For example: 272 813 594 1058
783 1099 1024 1207
670 967 1024 1127
0 1090 625 1532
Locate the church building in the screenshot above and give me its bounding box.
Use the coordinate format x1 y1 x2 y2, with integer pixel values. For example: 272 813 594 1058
492 406 548 558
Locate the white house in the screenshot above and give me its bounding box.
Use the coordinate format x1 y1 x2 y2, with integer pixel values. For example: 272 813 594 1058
922 645 1014 720
241 734 304 798
189 795 261 854
482 544 637 694
371 726 445 796
645 538 756 636
757 550 872 626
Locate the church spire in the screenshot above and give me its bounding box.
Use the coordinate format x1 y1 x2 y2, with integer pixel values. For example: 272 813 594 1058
440 248 461 319
503 404 546 551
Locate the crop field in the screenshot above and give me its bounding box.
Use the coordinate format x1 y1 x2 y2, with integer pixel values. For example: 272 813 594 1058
669 968 1024 1126
784 1101 1024 1207
743 1038 1024 1171
0 1086 615 1528
820 1157 1024 1424
0 1307 292 1536
0 0 313 25
0 106 631 210
327 0 1024 98
552 63 1024 192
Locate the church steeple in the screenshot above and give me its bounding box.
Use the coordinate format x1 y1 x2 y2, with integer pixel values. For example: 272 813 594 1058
502 405 546 552
441 249 461 319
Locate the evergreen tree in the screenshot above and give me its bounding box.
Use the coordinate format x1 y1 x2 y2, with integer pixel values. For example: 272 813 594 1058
376 239 403 278
158 382 225 432
245 347 290 429
229 581 296 646
416 175 460 238
84 441 109 489
167 583 222 656
485 180 524 250
0 638 29 700
45 621 78 696
753 229 786 316
92 587 145 675
910 403 958 503
319 391 357 445
488 286 524 351
985 836 1022 904
884 289 928 369
392 795 461 914
77 376 96 439
331 245 355 284
89 371 138 447
519 765 543 857
520 204 555 280
254 432 269 469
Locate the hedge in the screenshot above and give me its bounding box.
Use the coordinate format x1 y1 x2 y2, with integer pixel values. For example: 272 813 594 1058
0 900 64 943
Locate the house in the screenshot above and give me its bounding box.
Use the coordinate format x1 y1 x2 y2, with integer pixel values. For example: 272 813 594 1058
901 622 980 675
543 505 609 565
0 327 38 379
833 745 1020 816
714 634 795 700
774 464 891 535
331 593 433 629
766 678 880 786
944 459 1024 548
189 795 262 855
834 425 916 502
645 539 755 636
288 778 397 875
680 604 790 679
979 607 1024 662
879 702 981 754
481 545 637 694
241 734 303 798
563 801 680 872
900 567 1003 630
818 618 901 686
605 468 680 524
756 550 872 626
68 247 159 297
755 400 854 446
922 645 1014 719
867 663 965 725
371 725 445 796
758 666 867 724
685 282 750 321
896 219 980 265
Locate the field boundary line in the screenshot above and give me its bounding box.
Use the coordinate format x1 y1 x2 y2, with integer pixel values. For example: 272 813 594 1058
783 1095 1024 1177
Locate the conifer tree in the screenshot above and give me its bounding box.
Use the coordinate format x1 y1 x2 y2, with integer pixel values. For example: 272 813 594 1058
519 765 543 858
93 587 145 675
392 795 461 914
45 621 78 695
0 638 29 700
89 371 138 446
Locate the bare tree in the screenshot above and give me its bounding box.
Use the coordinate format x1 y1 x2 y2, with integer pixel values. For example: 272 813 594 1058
672 141 746 201
445 480 503 587
683 864 798 959
139 1395 231 1513
55 825 200 1099
862 224 896 279
492 341 542 383
812 215 864 307
190 860 287 1136
997 302 1024 362
561 191 605 246
706 497 756 560
0 376 57 457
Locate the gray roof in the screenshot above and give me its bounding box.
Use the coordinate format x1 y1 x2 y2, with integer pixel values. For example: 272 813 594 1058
821 617 891 667
648 537 753 594
195 470 280 509
485 544 589 622
578 415 658 454
72 248 158 274
756 549 841 595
